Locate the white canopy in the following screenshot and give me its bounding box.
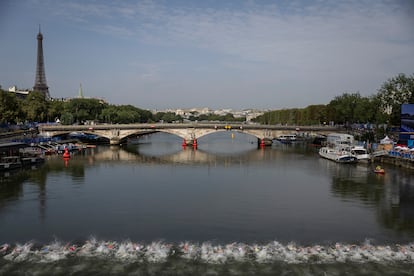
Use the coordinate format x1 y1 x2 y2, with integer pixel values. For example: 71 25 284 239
380 136 393 144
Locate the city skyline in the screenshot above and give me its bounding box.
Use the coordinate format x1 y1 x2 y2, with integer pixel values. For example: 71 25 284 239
0 0 413 110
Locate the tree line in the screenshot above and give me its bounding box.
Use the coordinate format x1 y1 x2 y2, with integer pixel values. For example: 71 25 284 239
253 73 414 127
1 73 413 127
0 91 243 125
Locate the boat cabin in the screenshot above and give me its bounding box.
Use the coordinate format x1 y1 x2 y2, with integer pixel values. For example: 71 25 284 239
0 142 28 157
277 134 297 143
327 133 354 149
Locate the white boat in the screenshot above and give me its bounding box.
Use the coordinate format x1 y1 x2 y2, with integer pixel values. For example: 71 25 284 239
318 133 358 163
350 145 371 162
319 147 358 163
276 134 297 144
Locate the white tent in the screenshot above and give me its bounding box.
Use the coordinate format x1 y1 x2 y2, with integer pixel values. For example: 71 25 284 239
380 136 393 144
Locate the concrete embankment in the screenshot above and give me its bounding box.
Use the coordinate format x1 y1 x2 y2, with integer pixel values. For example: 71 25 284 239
374 155 414 170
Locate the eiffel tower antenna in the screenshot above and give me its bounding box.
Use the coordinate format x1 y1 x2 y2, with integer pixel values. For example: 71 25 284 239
33 25 50 99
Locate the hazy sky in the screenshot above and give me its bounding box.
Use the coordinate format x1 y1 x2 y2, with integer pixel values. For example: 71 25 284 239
1 0 413 110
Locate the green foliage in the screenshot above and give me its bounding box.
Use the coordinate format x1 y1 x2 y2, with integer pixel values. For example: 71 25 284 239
2 73 412 131
253 74 413 128
100 105 119 123
60 112 74 125
327 92 362 125
21 91 49 122
0 89 22 123
100 104 151 124
154 112 182 123
65 98 107 123
48 100 65 122
139 109 153 123
253 105 327 125
188 113 245 122
377 73 414 125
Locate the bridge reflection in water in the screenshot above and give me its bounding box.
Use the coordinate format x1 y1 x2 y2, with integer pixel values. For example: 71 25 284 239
77 131 309 166
85 143 266 166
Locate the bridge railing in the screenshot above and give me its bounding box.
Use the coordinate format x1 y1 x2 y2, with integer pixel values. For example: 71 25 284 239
38 123 343 131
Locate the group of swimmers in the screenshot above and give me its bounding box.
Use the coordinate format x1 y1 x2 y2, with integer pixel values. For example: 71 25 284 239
1 239 414 264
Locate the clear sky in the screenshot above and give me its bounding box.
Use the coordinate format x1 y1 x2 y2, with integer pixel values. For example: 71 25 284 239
1 0 413 110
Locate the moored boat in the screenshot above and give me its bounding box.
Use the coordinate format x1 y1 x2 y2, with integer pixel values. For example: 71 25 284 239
310 135 327 146
276 134 297 144
319 147 358 163
318 133 358 163
350 145 371 162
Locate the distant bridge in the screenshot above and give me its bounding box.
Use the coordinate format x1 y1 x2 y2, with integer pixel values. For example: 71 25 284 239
38 123 345 145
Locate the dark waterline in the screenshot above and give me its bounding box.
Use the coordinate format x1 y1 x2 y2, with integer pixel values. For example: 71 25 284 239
1 132 413 274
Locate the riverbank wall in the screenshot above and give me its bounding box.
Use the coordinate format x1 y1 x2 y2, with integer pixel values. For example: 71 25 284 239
374 154 414 170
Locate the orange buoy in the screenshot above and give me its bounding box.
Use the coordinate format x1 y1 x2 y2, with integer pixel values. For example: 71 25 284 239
63 148 70 159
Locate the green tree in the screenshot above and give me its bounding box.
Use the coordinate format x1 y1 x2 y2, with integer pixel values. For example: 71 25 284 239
0 89 22 123
352 95 383 124
100 104 146 124
139 109 154 123
117 110 137 123
377 73 414 125
155 112 181 123
60 112 74 125
100 105 118 123
370 95 388 124
327 92 361 125
21 91 49 122
48 100 65 122
65 98 106 123
304 105 327 125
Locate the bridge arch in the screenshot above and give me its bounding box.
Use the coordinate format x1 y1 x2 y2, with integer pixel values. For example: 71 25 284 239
157 128 269 145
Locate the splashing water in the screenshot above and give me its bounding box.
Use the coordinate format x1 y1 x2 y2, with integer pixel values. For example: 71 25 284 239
2 239 414 275
1 239 414 264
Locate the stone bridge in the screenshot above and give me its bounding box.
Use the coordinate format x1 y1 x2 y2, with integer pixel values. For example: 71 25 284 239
38 123 344 145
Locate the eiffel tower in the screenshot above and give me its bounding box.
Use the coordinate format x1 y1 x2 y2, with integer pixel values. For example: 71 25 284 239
33 26 50 99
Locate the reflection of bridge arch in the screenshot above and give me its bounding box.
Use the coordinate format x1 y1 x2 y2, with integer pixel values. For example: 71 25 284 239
90 145 267 165
38 123 344 145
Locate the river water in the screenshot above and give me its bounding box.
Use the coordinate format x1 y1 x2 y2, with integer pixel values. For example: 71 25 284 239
1 132 413 275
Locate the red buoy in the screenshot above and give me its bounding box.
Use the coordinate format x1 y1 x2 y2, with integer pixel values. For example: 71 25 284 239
182 139 187 148
193 139 197 149
63 148 70 159
260 139 265 148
